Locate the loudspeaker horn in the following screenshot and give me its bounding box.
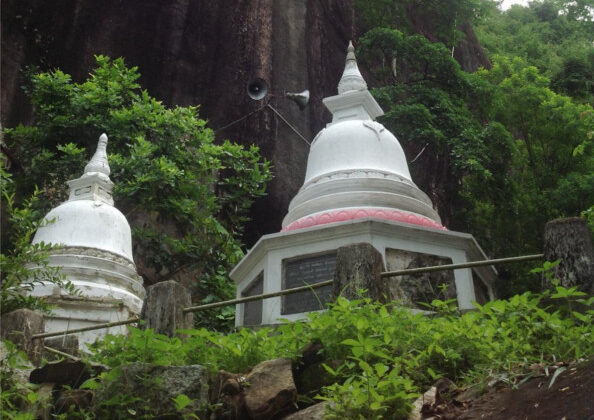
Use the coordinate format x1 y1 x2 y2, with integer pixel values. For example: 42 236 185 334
247 78 269 100
285 89 310 110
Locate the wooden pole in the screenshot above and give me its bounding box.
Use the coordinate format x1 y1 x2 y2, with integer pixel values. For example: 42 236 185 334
31 317 139 340
44 346 80 361
183 280 334 313
381 254 544 278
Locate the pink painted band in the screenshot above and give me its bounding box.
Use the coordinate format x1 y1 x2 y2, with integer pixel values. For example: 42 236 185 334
282 208 446 232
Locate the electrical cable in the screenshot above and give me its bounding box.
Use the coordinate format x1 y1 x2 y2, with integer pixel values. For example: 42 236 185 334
215 100 270 133
214 100 311 147
266 104 311 146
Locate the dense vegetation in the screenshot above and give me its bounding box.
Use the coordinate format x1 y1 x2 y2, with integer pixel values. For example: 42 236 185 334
476 0 594 105
2 284 592 418
356 0 593 295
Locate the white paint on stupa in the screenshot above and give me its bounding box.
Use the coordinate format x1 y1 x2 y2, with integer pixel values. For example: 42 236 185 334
231 42 495 327
30 134 145 347
282 40 441 231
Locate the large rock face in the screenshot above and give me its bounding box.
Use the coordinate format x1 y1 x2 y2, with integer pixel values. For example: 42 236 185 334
1 0 489 246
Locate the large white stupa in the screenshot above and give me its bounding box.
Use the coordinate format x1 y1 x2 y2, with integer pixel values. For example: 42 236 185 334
231 42 496 327
31 134 145 346
282 42 442 232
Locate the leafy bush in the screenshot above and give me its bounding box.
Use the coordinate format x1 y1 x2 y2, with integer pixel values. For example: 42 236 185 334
0 341 41 420
86 285 594 419
0 166 75 314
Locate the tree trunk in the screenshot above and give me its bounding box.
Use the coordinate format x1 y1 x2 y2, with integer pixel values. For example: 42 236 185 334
332 243 386 301
542 217 594 293
140 280 194 336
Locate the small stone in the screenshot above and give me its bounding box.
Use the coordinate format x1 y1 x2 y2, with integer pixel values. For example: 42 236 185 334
282 401 333 420
409 386 436 420
454 385 483 403
244 358 297 420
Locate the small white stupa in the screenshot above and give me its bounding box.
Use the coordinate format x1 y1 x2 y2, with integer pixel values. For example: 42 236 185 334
231 42 496 327
31 134 145 345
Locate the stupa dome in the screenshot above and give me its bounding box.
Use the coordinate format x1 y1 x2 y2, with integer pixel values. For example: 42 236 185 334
282 42 443 231
304 119 411 183
33 200 133 261
32 134 134 261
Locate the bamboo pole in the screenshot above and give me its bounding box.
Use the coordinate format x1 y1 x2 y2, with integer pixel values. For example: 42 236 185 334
182 280 333 313
380 254 544 278
43 345 80 361
31 317 139 340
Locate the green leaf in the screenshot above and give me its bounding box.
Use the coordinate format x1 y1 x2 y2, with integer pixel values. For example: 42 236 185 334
173 393 193 410
548 366 567 389
26 392 39 404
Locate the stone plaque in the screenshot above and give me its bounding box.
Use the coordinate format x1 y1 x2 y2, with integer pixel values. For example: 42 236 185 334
242 273 263 326
282 253 335 315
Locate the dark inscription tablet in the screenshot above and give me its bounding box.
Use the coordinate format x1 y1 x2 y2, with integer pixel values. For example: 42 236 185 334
282 253 335 315
242 273 263 325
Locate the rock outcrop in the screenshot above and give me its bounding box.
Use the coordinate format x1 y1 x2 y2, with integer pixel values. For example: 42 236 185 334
1 1 491 265
92 363 210 418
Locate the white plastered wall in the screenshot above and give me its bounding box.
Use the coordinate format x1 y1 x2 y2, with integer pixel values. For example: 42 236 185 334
233 219 493 327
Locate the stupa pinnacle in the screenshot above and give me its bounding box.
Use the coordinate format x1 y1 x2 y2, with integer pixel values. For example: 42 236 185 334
84 133 110 176
337 41 368 94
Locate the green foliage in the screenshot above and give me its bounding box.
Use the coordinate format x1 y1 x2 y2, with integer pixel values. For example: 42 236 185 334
355 0 493 47
475 56 594 288
0 166 75 314
3 56 272 329
0 341 39 419
85 285 594 418
475 0 594 105
356 25 594 296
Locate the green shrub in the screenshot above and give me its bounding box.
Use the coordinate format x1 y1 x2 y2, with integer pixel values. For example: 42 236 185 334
0 166 75 314
86 285 594 419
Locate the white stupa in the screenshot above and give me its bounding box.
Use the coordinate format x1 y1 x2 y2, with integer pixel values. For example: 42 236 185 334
231 42 495 327
282 41 442 232
31 134 145 346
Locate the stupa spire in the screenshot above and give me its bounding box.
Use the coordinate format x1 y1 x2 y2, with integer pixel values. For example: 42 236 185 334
84 133 111 176
67 133 114 205
337 41 368 94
